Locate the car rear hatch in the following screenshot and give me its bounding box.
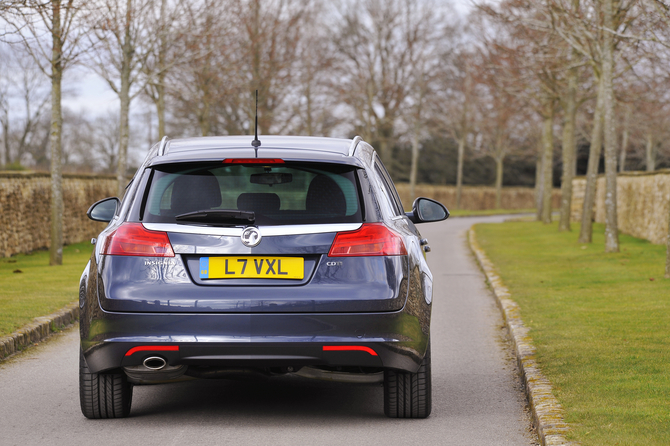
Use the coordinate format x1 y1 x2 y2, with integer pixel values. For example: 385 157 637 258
97 159 409 313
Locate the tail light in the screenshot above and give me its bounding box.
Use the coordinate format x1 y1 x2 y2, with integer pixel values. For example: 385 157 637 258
323 345 378 356
125 345 179 356
102 223 174 257
328 223 407 257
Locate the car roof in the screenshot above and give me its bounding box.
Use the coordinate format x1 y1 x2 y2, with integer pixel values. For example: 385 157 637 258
149 135 366 166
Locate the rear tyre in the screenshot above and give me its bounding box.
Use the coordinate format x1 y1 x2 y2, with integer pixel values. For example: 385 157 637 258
79 349 133 419
383 342 431 418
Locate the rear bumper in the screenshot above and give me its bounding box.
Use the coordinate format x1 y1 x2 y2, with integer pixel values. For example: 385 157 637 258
81 309 429 374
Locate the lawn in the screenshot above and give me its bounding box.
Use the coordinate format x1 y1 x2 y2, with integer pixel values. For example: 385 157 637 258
475 221 670 446
0 242 93 336
448 208 536 217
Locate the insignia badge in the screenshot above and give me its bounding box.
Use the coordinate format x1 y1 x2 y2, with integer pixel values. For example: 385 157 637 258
241 227 262 247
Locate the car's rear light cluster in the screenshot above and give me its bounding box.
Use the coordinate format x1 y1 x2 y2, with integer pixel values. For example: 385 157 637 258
328 223 407 257
323 345 378 356
125 345 180 356
102 223 174 257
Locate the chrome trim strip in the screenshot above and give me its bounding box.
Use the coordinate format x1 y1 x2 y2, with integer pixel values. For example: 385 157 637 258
348 136 362 157
143 223 362 237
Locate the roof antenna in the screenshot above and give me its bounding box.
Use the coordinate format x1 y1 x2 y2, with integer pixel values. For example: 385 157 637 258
251 89 261 157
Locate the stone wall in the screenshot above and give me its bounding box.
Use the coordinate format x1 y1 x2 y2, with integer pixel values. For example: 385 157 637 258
395 184 561 211
0 172 116 257
571 169 670 245
1 174 566 257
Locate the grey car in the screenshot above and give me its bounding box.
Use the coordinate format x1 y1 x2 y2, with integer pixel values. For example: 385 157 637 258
80 135 449 419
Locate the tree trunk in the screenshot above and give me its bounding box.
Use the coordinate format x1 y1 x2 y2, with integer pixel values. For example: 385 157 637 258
456 135 465 209
1 117 8 167
541 101 554 224
495 154 504 209
379 136 392 170
578 76 604 244
49 0 64 266
619 104 629 172
306 86 313 136
156 0 167 139
666 202 670 279
409 122 420 202
602 0 619 253
117 0 133 198
558 60 578 232
645 132 655 172
156 75 165 139
535 142 544 221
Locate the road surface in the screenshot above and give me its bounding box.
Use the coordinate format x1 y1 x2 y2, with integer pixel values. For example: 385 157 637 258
0 215 537 445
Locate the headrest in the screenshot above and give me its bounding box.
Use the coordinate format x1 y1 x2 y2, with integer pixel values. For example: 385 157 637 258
306 175 346 215
170 172 222 215
237 193 281 214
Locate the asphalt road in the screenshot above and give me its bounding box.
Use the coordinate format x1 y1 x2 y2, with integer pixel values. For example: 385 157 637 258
0 215 537 446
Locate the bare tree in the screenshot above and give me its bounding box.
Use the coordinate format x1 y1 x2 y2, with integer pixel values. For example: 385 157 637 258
167 0 311 138
404 4 444 201
237 0 317 134
476 1 565 223
331 0 433 172
541 0 645 251
554 1 590 231
618 101 631 171
142 0 186 139
93 112 120 172
407 56 432 202
579 75 605 243
0 48 50 167
0 47 11 168
3 0 91 265
434 47 475 209
601 0 620 252
87 0 155 196
290 8 340 136
473 41 528 208
169 0 231 136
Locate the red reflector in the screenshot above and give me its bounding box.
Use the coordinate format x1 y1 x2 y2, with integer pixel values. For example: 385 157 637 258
125 345 179 356
323 345 378 356
328 223 407 257
223 158 284 164
103 223 175 257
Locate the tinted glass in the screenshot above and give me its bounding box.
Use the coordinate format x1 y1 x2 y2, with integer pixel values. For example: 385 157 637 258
374 159 404 216
141 162 362 225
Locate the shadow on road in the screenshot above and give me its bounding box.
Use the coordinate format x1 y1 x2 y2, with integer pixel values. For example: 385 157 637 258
131 375 385 421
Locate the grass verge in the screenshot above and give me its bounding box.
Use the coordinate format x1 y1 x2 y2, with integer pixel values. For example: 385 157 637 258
0 242 92 336
449 208 537 217
475 221 670 446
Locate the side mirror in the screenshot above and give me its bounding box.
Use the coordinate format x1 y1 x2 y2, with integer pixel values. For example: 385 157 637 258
405 197 449 224
87 197 120 223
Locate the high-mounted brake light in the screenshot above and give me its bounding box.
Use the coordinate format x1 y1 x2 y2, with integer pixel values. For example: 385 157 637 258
103 223 174 257
328 223 407 257
223 158 284 164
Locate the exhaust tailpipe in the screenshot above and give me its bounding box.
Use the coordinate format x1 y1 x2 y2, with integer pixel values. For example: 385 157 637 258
143 356 167 370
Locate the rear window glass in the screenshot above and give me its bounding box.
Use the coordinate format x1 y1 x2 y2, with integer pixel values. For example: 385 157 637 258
141 162 363 225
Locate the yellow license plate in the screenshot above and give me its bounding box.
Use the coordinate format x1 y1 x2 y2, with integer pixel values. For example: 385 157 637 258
199 256 304 280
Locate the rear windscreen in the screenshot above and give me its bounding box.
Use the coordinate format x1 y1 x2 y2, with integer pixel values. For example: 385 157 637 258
141 162 363 225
